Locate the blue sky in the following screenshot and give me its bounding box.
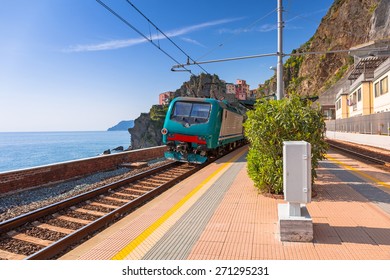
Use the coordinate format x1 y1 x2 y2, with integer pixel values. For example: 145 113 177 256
0 0 334 132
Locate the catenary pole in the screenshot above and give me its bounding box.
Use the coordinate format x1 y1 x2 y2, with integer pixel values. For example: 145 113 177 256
277 0 284 100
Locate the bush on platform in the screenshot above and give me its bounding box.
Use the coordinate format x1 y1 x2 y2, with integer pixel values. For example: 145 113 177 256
244 94 328 194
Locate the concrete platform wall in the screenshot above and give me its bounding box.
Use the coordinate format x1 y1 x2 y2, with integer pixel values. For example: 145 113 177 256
0 146 166 195
326 131 390 150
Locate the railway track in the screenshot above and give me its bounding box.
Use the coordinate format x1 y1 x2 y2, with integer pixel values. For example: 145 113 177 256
327 140 390 169
0 161 202 260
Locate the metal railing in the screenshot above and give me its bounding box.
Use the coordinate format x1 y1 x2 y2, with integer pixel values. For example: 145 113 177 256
325 111 390 135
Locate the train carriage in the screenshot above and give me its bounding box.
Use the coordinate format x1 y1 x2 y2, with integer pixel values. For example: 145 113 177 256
161 97 245 163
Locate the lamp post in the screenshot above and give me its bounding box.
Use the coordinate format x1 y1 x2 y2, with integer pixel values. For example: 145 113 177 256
276 0 284 100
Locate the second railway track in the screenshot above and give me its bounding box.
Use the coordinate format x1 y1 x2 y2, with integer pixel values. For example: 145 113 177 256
0 161 202 260
326 139 390 170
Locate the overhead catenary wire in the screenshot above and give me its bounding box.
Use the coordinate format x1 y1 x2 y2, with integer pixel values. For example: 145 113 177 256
171 46 390 69
96 0 193 74
125 0 209 75
196 8 278 61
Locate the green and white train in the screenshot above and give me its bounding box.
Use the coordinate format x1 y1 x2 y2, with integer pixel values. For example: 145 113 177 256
161 97 246 163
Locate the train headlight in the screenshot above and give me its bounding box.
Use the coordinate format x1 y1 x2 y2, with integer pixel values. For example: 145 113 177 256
161 128 168 135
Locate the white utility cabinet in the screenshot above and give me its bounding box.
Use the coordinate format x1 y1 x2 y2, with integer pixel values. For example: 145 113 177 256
283 141 311 216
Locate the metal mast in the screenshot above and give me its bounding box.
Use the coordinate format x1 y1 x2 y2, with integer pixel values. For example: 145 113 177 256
277 0 284 100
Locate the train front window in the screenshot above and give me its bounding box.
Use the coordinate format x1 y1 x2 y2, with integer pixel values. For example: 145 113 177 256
191 103 210 119
172 102 211 123
173 102 192 117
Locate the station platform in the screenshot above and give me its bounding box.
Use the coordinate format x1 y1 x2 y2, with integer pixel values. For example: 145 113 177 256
60 146 390 260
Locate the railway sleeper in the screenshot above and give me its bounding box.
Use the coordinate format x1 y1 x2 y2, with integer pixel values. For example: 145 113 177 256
131 186 156 191
145 179 166 184
136 181 161 187
41 216 84 231
32 221 74 235
125 189 149 195
80 204 112 213
100 196 129 204
165 169 186 174
8 232 53 247
116 189 140 197
0 237 41 258
170 168 190 172
157 174 176 179
52 214 90 225
72 207 107 217
89 201 119 210
0 248 26 260
112 191 138 198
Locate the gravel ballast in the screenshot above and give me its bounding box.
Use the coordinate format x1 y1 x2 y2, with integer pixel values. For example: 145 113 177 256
0 158 168 222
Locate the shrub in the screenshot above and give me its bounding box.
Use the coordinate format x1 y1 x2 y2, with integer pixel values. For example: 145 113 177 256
244 94 328 194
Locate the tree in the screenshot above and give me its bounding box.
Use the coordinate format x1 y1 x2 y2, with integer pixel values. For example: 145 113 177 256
244 94 328 194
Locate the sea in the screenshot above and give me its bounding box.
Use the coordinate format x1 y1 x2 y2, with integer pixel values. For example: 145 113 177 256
0 131 131 173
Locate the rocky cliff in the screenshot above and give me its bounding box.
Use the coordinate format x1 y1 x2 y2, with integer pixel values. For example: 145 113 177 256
260 0 390 97
129 74 231 150
128 113 162 149
369 0 390 39
173 73 228 100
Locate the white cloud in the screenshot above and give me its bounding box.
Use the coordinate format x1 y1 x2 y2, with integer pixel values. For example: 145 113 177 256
256 24 277 32
65 18 242 52
66 38 148 52
219 23 277 34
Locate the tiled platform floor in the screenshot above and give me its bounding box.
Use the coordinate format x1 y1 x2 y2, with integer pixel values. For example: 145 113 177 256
60 147 390 260
188 150 390 260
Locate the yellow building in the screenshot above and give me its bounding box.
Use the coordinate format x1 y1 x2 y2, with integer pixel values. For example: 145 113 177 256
335 56 389 119
373 57 390 113
335 89 349 119
347 73 373 117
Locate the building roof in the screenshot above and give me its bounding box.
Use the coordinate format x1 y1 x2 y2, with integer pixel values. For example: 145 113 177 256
348 56 388 80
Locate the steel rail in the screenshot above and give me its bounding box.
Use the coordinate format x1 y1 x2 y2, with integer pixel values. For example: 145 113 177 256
26 162 203 260
327 142 387 166
0 162 178 233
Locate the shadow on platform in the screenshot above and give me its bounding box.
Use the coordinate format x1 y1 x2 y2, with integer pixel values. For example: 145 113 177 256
313 223 390 246
315 161 390 205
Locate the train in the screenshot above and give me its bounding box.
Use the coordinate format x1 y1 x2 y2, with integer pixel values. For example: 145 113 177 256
161 97 246 163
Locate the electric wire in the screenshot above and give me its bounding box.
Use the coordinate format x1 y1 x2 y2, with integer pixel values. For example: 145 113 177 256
172 46 389 69
125 0 209 74
196 8 278 61
96 0 193 74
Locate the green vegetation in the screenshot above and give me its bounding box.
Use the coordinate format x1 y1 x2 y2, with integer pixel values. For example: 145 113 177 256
244 94 328 194
261 38 314 97
149 104 169 134
322 64 349 91
150 104 168 122
369 3 378 14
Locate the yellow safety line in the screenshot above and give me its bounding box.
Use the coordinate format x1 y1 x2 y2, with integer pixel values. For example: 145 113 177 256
325 154 390 189
111 148 247 260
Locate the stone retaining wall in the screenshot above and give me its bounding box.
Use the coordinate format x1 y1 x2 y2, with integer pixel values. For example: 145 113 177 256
0 146 166 195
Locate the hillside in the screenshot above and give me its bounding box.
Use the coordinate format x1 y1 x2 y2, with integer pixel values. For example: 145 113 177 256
260 0 390 97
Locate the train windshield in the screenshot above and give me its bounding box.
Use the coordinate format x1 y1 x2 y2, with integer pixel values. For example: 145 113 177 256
171 102 211 123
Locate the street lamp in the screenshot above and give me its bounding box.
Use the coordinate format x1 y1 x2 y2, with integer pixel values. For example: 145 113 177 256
276 0 284 100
